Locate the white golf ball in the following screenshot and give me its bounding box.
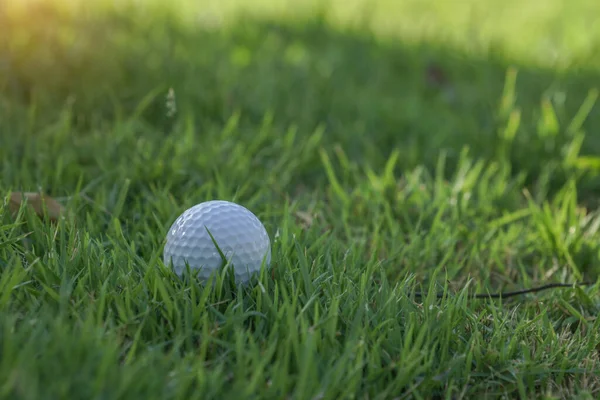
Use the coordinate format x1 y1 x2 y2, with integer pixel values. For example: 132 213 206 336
163 200 271 284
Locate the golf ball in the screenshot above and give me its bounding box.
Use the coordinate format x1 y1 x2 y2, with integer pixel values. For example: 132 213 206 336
163 200 271 284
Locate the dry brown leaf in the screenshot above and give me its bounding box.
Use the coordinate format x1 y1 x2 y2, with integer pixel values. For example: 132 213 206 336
294 210 315 229
425 62 448 87
9 192 65 222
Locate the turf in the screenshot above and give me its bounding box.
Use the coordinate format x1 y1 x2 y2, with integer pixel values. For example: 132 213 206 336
1 0 600 398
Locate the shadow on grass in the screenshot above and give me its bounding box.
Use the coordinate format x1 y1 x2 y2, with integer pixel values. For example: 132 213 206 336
1 3 600 200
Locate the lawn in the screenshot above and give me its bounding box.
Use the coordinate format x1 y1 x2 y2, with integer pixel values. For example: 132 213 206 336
1 0 600 398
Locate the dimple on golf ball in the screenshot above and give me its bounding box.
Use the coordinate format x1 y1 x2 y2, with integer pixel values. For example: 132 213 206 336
163 200 271 284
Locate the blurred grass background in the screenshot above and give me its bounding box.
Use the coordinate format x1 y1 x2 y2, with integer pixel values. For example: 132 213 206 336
2 0 599 176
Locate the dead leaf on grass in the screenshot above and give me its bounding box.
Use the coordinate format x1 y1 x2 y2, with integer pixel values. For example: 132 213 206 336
294 210 315 229
8 192 65 222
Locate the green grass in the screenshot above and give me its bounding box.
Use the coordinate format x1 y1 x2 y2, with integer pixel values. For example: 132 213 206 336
2 0 600 398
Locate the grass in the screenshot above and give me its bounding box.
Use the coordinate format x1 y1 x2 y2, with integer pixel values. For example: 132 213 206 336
1 0 600 398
